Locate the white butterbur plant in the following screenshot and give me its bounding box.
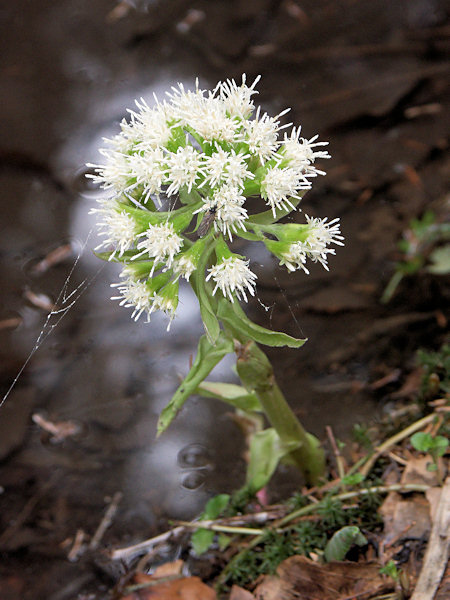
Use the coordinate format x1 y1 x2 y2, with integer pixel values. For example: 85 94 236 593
90 75 343 491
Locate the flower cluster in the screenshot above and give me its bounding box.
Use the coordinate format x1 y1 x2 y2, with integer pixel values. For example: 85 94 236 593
89 75 342 327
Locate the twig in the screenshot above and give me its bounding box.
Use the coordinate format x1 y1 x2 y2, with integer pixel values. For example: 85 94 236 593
326 425 346 482
32 413 81 442
177 520 265 536
67 529 86 562
360 413 440 477
89 492 122 550
110 507 286 562
410 477 450 600
110 526 186 561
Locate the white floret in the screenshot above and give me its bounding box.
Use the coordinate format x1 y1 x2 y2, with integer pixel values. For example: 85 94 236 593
218 74 261 118
206 257 257 303
133 222 183 273
165 145 205 196
127 148 167 204
87 150 131 194
110 277 154 321
282 127 330 175
242 106 291 164
261 166 310 217
90 201 137 259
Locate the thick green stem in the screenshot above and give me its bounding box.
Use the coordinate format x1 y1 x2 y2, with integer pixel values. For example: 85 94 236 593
234 339 325 485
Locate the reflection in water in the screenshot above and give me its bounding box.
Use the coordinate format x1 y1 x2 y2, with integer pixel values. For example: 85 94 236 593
178 443 212 470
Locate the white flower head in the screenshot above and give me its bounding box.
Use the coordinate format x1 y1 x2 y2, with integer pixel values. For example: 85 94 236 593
226 150 254 187
134 222 183 273
279 243 310 274
165 145 205 196
151 293 177 331
165 80 206 122
261 166 311 217
111 277 154 321
242 106 291 164
282 127 330 175
190 96 239 142
203 147 253 189
303 215 344 270
127 147 167 204
202 147 230 187
280 216 344 273
127 97 173 151
213 185 248 240
218 74 261 118
90 201 137 259
167 80 238 142
173 255 196 281
87 150 131 194
206 256 257 303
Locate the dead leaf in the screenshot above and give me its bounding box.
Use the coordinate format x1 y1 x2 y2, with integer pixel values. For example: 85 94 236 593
229 585 256 600
153 559 184 578
401 455 440 487
119 573 216 600
254 555 390 600
380 492 431 544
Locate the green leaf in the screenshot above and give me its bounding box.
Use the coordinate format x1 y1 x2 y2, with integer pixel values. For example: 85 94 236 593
324 526 367 562
232 229 263 242
203 494 231 519
179 187 203 205
431 435 449 457
157 333 234 435
191 528 214 555
196 381 262 412
191 494 230 555
217 298 307 348
341 473 365 486
410 431 432 452
246 428 300 493
379 560 399 580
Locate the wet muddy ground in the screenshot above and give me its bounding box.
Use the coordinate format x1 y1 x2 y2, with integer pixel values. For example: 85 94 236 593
0 1 449 598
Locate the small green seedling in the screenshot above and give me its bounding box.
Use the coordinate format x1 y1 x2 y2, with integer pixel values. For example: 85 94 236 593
382 210 450 303
380 559 400 581
191 493 230 555
410 431 448 484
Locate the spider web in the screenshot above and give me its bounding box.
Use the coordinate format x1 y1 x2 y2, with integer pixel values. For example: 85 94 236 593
1 229 105 409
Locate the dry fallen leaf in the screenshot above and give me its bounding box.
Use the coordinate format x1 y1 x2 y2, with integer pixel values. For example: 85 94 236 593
119 573 216 600
254 555 390 600
379 491 431 544
229 584 256 600
152 559 184 578
401 455 440 487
